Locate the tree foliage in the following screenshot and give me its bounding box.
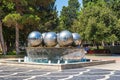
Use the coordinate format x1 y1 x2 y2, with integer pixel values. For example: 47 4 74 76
72 0 118 44
108 0 120 19
0 0 120 54
3 13 22 28
59 0 80 30
27 0 58 32
0 0 58 54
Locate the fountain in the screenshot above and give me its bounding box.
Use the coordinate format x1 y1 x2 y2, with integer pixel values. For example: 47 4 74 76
26 47 87 64
0 30 115 70
26 30 87 64
22 30 115 70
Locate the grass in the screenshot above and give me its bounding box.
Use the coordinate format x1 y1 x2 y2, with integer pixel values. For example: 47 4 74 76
0 50 26 58
89 46 104 50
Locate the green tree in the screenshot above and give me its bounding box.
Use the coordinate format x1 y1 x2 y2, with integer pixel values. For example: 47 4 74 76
0 0 15 54
20 14 40 42
108 0 120 19
0 20 6 54
83 0 99 7
59 0 80 30
1 0 57 54
83 0 110 7
3 13 22 54
1 0 28 54
115 19 120 40
108 0 120 40
72 0 118 48
38 0 58 32
27 0 58 32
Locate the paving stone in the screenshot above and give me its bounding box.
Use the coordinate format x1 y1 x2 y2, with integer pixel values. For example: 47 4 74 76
0 65 119 80
90 69 113 72
48 72 78 76
108 76 120 80
114 71 120 75
12 73 40 76
0 77 29 80
82 72 110 75
69 76 105 80
61 68 86 72
34 77 67 80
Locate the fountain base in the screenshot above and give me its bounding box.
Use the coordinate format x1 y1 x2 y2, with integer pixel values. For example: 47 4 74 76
0 59 115 70
0 47 115 70
26 47 87 62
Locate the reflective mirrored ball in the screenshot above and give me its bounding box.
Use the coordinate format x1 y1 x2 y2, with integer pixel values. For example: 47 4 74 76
44 32 57 47
72 33 81 46
57 30 73 47
42 32 47 44
42 32 47 39
28 31 42 47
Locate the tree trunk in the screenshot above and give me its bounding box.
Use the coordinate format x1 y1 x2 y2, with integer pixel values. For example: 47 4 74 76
102 40 105 47
15 24 19 54
96 42 99 50
96 44 99 50
0 20 6 55
112 41 115 46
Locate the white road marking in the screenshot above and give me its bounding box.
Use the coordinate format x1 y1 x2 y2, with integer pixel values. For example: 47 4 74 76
23 76 36 80
58 69 90 80
58 76 72 80
0 72 18 77
18 69 33 73
97 71 115 80
0 70 3 72
74 69 90 76
61 75 74 80
39 72 51 77
0 69 33 78
27 70 33 72
2 68 19 71
23 72 51 80
10 73 18 76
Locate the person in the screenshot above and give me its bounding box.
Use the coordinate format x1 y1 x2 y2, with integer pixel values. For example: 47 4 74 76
84 46 89 53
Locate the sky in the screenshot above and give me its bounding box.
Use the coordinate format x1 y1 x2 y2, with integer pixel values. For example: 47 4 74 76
55 0 83 15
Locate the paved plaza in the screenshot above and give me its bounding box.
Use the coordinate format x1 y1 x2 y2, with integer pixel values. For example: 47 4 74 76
0 55 120 80
0 64 119 80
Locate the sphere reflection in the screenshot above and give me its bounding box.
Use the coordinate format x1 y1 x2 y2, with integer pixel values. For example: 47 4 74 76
44 32 57 47
28 31 42 47
57 30 73 47
72 33 81 46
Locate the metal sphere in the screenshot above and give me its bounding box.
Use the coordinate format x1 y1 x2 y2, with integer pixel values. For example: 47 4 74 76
42 32 47 39
44 32 57 47
28 31 42 47
57 30 73 47
56 33 60 36
72 33 81 46
42 32 47 44
56 33 60 41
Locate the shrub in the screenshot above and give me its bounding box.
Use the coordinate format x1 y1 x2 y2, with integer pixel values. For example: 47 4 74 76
7 51 16 55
